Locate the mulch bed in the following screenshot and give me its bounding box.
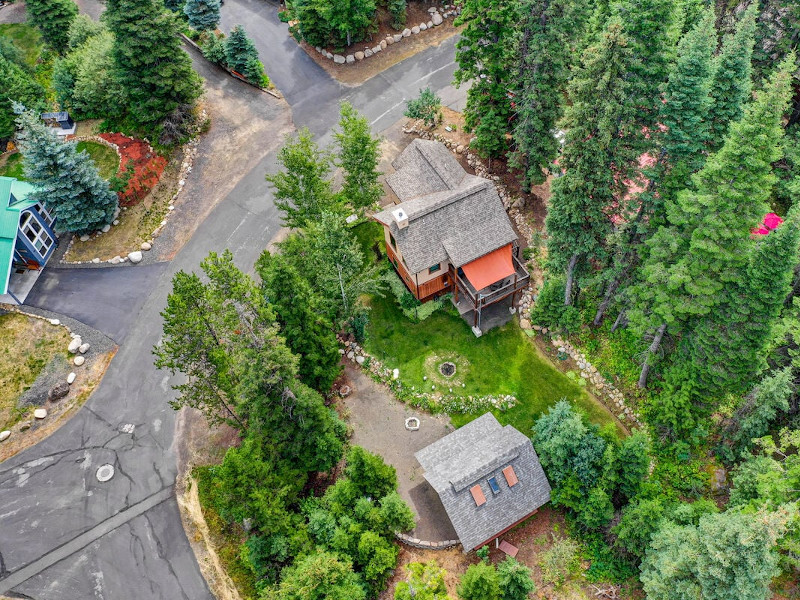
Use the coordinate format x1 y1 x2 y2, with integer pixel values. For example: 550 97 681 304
99 132 167 207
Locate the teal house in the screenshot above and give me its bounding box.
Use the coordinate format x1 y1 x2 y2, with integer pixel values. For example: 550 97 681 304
0 176 57 304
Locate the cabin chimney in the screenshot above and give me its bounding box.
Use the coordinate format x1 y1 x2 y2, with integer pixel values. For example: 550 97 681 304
392 207 409 230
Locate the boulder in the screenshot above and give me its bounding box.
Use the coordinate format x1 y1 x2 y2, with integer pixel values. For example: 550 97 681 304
380 39 387 50
432 12 443 25
110 256 122 264
67 372 76 384
456 145 464 154
355 355 365 365
392 368 400 380
112 219 119 226
428 6 438 12
402 28 412 37
419 22 427 30
92 258 100 264
333 54 345 64
68 338 82 353
0 430 9 442
355 51 365 60
520 318 532 330
128 251 143 264
346 54 355 63
74 355 85 366
386 36 394 45
346 350 355 360
49 319 60 326
372 45 381 53
141 242 152 251
101 224 111 233
393 34 403 42
411 26 420 34
48 382 70 402
34 408 47 419
364 48 373 57
79 343 90 354
79 234 90 242
325 51 333 59
427 20 433 28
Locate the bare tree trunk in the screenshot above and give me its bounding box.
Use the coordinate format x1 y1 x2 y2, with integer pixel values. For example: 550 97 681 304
564 253 578 306
593 264 630 326
611 309 627 332
638 322 667 389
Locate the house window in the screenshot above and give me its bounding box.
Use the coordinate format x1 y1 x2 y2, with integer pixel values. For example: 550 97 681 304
487 476 501 495
389 233 396 248
33 203 54 227
20 212 54 256
429 263 441 274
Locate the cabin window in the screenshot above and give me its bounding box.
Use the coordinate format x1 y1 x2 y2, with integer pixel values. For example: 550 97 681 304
33 203 54 227
487 476 501 495
429 263 441 274
389 233 396 248
20 212 53 256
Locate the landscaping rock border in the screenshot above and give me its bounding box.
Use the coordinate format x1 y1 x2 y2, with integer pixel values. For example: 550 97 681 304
60 133 201 267
395 532 461 550
0 305 115 445
312 4 460 66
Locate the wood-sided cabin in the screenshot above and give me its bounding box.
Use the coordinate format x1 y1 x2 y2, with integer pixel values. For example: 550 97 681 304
373 140 529 333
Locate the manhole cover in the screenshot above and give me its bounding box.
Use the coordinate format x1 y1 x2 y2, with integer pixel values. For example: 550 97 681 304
96 464 115 482
439 362 456 377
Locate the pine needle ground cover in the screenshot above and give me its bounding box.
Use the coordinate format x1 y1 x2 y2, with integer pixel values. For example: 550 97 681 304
75 141 120 181
0 312 71 430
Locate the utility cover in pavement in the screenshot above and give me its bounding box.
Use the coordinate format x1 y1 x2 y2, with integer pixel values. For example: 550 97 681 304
96 464 115 482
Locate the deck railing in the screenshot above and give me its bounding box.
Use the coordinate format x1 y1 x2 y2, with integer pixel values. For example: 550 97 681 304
455 254 530 311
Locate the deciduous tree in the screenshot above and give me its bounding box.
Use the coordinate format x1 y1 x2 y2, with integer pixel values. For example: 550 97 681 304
335 101 383 212
457 563 501 600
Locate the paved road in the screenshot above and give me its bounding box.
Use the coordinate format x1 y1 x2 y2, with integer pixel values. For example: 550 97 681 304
25 264 169 344
0 1 465 597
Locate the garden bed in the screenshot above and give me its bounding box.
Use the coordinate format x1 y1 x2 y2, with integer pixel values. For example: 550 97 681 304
94 133 167 206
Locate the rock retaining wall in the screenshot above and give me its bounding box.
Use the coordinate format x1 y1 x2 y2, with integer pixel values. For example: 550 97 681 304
313 4 460 65
395 532 461 550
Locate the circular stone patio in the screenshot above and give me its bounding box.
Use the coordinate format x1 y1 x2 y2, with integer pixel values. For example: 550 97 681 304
344 364 459 543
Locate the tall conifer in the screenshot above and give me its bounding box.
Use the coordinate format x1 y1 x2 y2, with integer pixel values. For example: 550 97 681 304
707 4 757 152
25 0 78 52
106 0 201 135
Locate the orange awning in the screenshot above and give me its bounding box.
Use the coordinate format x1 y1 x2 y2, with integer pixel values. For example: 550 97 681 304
462 244 515 292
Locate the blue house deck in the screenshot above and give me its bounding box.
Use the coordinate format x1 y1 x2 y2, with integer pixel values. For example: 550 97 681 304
0 177 57 304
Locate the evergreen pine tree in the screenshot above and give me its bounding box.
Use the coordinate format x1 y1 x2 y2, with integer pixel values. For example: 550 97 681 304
613 0 676 134
631 56 796 433
105 0 201 136
184 0 221 31
707 4 757 152
15 108 118 235
655 9 717 216
334 101 383 212
164 0 185 10
225 25 259 75
25 0 78 52
511 0 584 189
454 0 520 160
544 18 637 306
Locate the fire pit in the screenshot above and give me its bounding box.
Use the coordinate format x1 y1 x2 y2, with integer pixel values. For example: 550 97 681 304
439 362 456 378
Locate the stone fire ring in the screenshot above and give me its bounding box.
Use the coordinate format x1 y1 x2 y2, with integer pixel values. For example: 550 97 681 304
405 417 420 431
439 361 456 377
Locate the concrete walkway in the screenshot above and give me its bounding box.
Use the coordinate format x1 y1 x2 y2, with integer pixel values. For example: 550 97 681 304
345 365 458 543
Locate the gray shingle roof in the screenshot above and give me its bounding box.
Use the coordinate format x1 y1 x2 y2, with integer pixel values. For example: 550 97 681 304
415 413 551 551
375 140 517 274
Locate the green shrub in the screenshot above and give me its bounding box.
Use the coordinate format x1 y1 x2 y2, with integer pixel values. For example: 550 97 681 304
539 535 579 587
405 87 442 127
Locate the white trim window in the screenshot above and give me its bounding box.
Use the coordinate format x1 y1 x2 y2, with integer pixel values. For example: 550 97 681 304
20 212 54 256
33 203 54 227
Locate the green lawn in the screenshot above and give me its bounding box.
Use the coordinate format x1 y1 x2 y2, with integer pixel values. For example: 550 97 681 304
76 141 120 180
0 24 43 69
353 219 622 436
0 153 25 180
